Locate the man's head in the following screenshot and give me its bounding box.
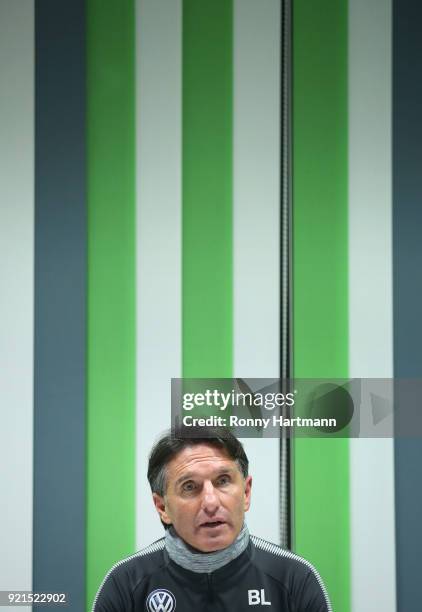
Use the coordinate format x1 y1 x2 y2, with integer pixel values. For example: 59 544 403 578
148 427 252 552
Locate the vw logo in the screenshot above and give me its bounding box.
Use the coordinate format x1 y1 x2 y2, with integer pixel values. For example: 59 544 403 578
146 589 176 612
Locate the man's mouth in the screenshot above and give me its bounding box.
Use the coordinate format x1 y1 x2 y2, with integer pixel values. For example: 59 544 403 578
199 521 226 528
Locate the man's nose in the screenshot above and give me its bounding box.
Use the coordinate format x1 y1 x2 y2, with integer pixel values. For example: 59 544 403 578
201 481 219 514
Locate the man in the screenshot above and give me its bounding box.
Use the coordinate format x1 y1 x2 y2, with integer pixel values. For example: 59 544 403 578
93 427 331 611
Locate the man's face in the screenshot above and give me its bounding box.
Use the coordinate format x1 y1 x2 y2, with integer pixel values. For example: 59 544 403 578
153 444 252 552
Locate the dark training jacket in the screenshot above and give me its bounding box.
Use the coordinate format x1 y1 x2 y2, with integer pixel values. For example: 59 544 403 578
93 536 332 612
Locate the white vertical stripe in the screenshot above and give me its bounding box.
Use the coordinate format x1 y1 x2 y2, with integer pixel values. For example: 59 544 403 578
233 0 281 544
0 0 34 603
348 1 396 610
136 0 182 548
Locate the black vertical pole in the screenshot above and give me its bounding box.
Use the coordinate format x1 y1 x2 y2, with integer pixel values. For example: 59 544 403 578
280 0 293 550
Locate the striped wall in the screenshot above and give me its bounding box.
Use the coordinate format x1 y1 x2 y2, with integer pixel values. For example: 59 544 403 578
34 3 86 610
393 1 422 609
86 0 135 605
233 0 282 554
1 1 422 612
293 2 349 611
136 0 182 555
348 2 396 612
0 1 34 607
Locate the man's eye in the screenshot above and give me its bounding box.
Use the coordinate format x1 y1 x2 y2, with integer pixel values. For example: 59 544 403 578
181 481 196 492
216 475 230 486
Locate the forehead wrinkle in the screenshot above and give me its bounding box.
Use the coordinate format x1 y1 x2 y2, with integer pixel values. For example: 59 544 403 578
171 455 235 479
167 451 237 483
174 464 238 487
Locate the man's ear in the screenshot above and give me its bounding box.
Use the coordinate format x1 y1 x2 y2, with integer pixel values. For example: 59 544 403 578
244 475 252 512
152 493 172 525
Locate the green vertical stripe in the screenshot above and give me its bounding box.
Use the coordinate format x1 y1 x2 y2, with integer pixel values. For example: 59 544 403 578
182 0 233 378
86 1 135 609
293 1 350 611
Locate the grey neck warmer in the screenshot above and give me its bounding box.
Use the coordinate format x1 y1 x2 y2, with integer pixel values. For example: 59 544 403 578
165 523 249 573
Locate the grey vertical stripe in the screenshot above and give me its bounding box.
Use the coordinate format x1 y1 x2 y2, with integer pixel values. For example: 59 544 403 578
136 0 182 548
348 1 396 611
0 2 34 609
33 1 86 610
233 0 281 544
393 1 422 610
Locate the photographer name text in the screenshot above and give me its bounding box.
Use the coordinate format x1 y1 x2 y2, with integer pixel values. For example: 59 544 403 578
182 415 337 429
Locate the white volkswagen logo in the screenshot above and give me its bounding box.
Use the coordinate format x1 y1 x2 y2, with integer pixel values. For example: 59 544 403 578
146 589 176 612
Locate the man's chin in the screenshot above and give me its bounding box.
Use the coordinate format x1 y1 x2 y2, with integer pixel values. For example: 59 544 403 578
193 531 236 553
199 540 229 552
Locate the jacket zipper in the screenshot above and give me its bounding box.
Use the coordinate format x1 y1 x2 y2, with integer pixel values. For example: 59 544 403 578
207 572 213 601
